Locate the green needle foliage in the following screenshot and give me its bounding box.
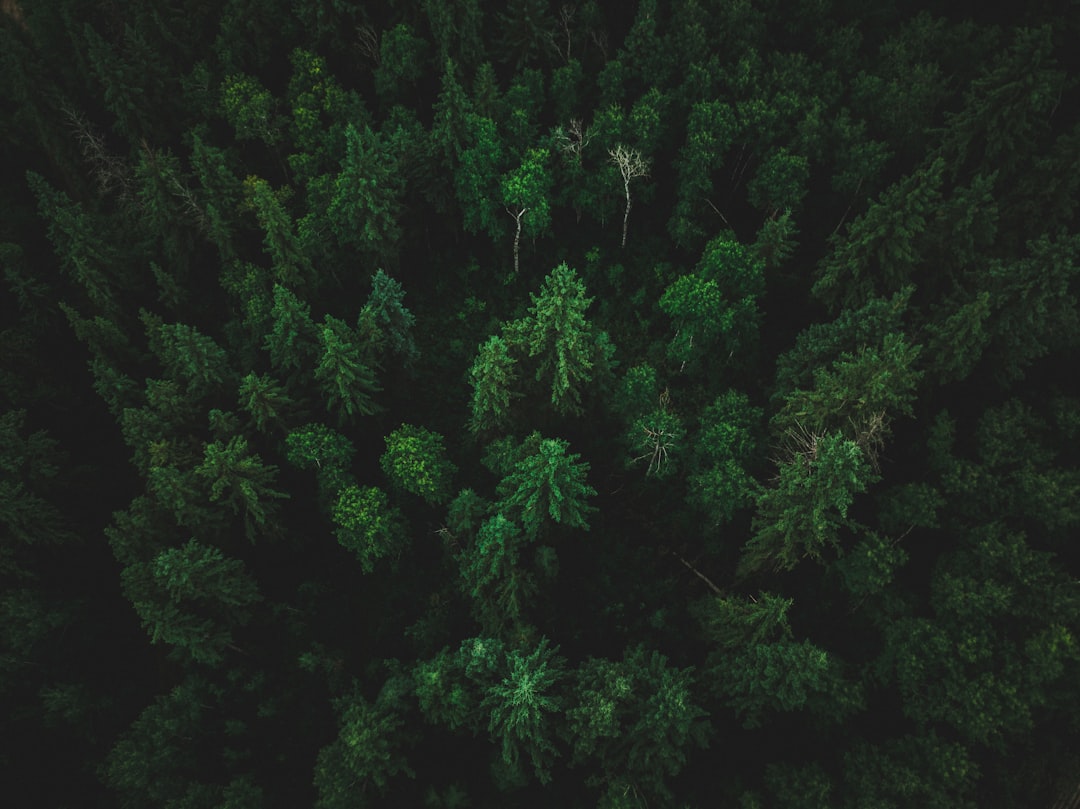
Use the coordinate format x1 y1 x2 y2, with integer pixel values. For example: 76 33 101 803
4 4 1080 807
496 434 597 539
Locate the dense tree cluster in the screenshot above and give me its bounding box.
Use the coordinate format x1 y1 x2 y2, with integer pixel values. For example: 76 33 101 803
2 0 1079 806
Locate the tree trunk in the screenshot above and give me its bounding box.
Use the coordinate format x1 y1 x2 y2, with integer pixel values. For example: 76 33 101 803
621 185 631 248
510 207 526 272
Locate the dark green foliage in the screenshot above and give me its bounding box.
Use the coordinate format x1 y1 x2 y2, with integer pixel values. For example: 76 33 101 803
327 125 404 260
495 435 597 539
482 637 566 783
660 235 765 369
124 539 262 666
468 335 520 435
238 372 296 434
6 5 1080 807
315 315 381 421
195 436 289 541
509 262 613 416
458 512 535 634
688 390 762 526
363 269 419 366
566 645 709 804
741 433 875 575
314 676 415 806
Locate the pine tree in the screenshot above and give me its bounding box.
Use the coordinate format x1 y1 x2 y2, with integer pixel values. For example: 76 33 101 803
314 676 415 806
511 262 611 416
194 435 289 541
237 371 296 434
740 432 875 575
496 434 597 539
468 335 521 435
482 637 566 784
314 315 381 422
123 539 261 666
327 124 403 262
362 269 419 367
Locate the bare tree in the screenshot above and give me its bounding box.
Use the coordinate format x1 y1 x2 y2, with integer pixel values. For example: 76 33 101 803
354 24 381 68
553 119 590 166
609 144 649 247
557 4 576 63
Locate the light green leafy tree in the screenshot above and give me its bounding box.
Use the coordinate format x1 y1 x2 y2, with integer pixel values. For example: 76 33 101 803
501 147 551 273
380 424 457 505
332 485 407 573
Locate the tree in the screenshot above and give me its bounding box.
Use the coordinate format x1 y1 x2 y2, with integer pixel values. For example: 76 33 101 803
609 143 649 247
496 434 597 539
660 235 765 369
314 676 415 807
456 114 506 240
512 262 612 415
740 432 875 575
566 645 710 805
314 315 381 422
142 312 231 399
687 390 763 526
380 424 457 506
332 485 407 572
458 513 536 634
194 435 289 541
468 335 521 435
103 676 230 806
483 638 566 784
244 176 312 287
501 148 551 273
263 284 319 376
327 124 404 262
237 371 296 434
699 593 860 728
362 269 419 367
123 539 262 666
284 422 355 497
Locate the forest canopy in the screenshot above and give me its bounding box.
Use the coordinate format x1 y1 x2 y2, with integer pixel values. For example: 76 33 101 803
2 0 1079 807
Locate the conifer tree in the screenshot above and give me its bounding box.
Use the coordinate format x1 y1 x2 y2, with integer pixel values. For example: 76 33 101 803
314 315 381 422
511 262 612 416
496 434 597 539
194 435 288 541
483 637 566 784
566 645 710 806
263 284 319 376
362 269 419 367
468 335 521 435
